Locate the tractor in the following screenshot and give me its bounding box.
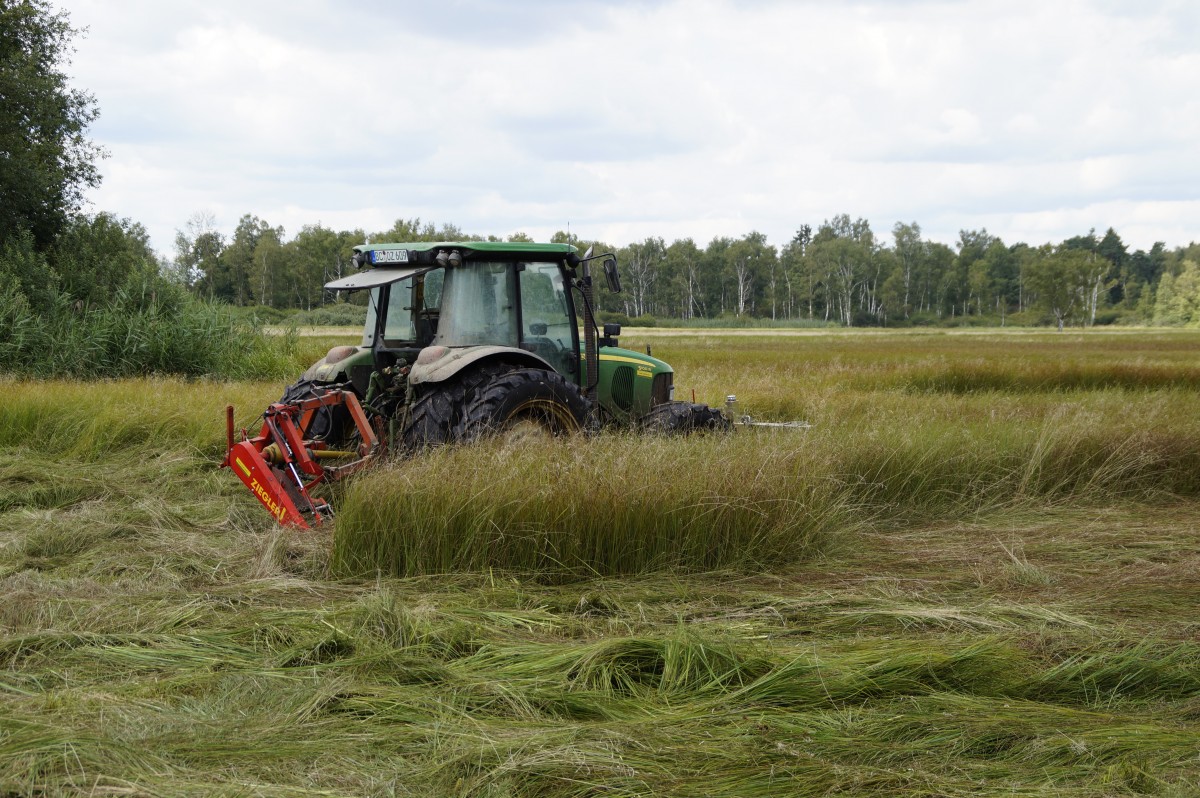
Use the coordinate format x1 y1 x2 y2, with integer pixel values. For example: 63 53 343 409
223 241 729 528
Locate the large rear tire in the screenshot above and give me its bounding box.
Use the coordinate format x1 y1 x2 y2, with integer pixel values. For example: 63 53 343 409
452 367 590 443
640 401 732 434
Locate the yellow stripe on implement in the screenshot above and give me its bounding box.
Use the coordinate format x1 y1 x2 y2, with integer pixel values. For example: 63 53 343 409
235 457 251 478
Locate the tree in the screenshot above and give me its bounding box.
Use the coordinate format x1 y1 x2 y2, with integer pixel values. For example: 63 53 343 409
1025 246 1092 331
288 224 362 310
1153 260 1200 325
51 213 156 310
891 222 923 319
781 225 814 319
249 224 286 307
811 216 875 325
978 240 1017 321
1061 229 1099 253
1081 250 1113 326
373 217 459 243
924 243 956 317
702 237 733 316
0 0 104 248
874 248 900 324
1012 243 1036 312
175 212 225 298
0 228 55 312
223 214 273 305
621 237 665 318
955 229 998 315
725 232 774 318
664 238 704 320
1097 227 1128 304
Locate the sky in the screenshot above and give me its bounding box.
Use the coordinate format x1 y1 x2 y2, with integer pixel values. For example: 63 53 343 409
64 0 1200 257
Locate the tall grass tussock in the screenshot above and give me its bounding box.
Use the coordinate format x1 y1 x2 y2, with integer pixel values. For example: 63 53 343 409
333 434 842 578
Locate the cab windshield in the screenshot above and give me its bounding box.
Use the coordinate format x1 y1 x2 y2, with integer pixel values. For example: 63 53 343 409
362 271 444 347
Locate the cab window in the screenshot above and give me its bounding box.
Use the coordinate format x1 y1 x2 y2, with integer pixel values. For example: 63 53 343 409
519 262 574 375
433 263 518 347
382 281 416 345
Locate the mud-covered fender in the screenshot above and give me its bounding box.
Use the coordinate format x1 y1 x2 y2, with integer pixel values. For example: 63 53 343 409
409 345 556 386
301 345 371 383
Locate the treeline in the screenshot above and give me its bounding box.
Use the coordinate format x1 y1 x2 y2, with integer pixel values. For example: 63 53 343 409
173 214 459 311
179 212 1200 328
597 220 1200 329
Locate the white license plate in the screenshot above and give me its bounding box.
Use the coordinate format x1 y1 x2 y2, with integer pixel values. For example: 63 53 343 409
372 249 409 264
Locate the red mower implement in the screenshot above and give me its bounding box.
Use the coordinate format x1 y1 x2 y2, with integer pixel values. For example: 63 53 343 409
222 390 380 529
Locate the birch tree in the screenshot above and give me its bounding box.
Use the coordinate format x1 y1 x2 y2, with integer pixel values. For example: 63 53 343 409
622 237 664 318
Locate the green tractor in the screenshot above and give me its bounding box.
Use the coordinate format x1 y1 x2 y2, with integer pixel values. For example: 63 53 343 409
224 241 728 527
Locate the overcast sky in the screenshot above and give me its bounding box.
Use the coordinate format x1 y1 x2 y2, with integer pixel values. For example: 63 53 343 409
66 0 1199 256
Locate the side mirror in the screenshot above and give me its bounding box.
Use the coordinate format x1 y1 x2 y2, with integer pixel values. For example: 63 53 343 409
603 256 621 293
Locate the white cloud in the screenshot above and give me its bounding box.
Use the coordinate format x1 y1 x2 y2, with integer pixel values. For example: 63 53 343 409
66 0 1200 255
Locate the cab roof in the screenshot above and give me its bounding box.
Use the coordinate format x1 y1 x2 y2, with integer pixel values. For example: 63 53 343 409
326 241 579 290
354 241 576 257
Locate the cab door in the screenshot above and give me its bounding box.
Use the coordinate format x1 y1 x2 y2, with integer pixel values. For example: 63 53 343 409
518 261 577 378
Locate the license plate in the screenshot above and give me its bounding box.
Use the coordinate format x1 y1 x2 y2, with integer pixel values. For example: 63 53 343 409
372 249 409 264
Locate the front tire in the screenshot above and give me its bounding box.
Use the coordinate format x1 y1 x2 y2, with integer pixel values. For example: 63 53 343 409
640 401 733 434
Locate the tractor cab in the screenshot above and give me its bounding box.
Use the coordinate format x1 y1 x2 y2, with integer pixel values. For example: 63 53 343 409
321 242 584 385
308 240 680 427
431 257 577 377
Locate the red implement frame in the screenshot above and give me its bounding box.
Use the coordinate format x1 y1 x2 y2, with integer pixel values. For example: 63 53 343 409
221 391 380 528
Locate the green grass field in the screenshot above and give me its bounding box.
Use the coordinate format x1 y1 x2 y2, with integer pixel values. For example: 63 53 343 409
2 329 1199 796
